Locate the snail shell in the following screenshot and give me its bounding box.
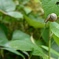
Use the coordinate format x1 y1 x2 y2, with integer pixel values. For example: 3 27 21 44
45 13 57 23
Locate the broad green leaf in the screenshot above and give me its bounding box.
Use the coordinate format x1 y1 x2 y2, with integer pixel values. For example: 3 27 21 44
0 0 16 12
50 22 59 37
5 30 35 51
6 40 45 57
7 11 23 19
0 29 8 46
50 22 59 45
42 0 59 18
32 45 45 57
53 35 59 46
5 30 45 57
24 15 45 28
5 40 34 51
12 30 30 40
0 30 25 59
41 28 49 43
12 30 45 57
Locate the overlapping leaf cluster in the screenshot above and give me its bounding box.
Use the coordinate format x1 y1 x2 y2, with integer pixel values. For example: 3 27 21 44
0 0 59 59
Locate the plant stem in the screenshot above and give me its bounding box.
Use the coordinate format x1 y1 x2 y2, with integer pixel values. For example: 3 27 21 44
48 22 51 59
48 37 51 59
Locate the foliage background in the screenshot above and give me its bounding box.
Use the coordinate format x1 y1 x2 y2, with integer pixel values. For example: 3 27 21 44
0 0 59 59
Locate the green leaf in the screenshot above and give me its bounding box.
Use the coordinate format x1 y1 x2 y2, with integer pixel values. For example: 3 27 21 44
50 22 59 45
5 30 45 57
7 11 23 19
5 30 35 51
5 40 34 51
24 15 45 28
0 29 8 46
41 28 49 43
50 22 59 38
42 0 59 18
0 0 16 12
0 30 25 58
12 30 30 40
53 34 59 46
32 45 45 57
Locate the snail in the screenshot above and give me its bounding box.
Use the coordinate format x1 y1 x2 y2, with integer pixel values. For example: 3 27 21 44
45 13 57 23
